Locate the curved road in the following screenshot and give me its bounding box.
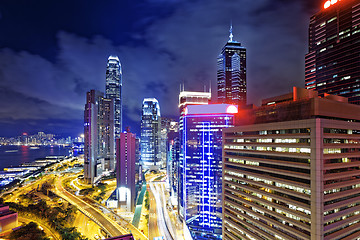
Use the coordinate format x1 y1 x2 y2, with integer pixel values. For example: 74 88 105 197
54 176 126 237
18 216 60 240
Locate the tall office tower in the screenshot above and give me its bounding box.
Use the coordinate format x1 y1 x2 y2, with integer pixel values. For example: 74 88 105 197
105 55 122 138
84 90 102 184
178 89 211 217
116 132 136 212
222 87 360 240
84 90 115 184
160 117 173 168
305 0 360 104
99 97 115 172
140 98 161 171
179 104 238 239
167 121 179 202
135 137 141 184
217 25 246 105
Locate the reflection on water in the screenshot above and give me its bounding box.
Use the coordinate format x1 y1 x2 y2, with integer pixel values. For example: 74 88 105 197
20 145 29 164
0 145 70 170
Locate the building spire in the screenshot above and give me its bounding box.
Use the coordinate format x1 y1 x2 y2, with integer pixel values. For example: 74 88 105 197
229 22 233 42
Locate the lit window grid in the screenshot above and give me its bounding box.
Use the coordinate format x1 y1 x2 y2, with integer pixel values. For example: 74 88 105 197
182 114 233 236
222 119 360 239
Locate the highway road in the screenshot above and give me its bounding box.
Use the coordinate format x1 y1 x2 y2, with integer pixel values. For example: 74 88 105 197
148 188 161 240
55 175 148 240
73 212 103 239
54 176 126 237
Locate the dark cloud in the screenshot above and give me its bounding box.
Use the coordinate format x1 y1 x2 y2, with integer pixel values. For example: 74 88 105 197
0 0 322 136
0 87 79 120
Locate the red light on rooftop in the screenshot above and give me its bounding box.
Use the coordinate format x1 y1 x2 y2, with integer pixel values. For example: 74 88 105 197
324 1 331 8
324 0 340 9
226 105 238 114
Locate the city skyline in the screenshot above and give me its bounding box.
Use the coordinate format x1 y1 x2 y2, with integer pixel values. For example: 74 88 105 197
0 0 321 137
0 0 359 239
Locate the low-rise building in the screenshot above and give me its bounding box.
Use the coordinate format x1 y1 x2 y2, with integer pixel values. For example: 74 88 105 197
0 205 18 233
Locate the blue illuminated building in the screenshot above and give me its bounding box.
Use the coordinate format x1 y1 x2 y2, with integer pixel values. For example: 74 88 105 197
179 104 238 239
106 55 122 138
140 98 161 170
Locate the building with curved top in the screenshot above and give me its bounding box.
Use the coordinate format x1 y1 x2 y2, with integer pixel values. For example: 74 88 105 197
140 98 161 170
106 55 122 138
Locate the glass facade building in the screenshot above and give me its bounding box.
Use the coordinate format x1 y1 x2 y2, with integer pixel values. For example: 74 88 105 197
217 26 246 106
140 98 161 170
106 55 122 138
179 104 237 239
305 0 360 104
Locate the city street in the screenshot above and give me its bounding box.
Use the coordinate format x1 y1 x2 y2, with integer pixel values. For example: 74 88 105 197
148 173 185 240
148 188 161 240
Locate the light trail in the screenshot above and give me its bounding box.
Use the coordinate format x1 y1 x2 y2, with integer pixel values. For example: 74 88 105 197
149 182 174 240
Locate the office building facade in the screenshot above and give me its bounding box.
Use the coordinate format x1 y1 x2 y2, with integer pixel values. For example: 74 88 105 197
140 98 161 170
106 55 122 138
178 89 211 217
116 132 136 212
305 0 360 104
84 90 115 184
167 121 180 202
222 87 360 240
179 104 237 239
217 26 246 105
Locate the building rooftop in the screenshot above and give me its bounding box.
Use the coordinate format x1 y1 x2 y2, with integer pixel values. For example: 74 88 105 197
236 87 360 125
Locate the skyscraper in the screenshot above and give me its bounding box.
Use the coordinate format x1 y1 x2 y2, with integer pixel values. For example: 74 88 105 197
84 90 115 184
160 117 173 169
217 25 246 105
140 98 161 170
116 132 136 212
223 87 360 240
106 55 122 138
179 104 237 239
178 89 211 218
305 0 360 104
167 121 179 203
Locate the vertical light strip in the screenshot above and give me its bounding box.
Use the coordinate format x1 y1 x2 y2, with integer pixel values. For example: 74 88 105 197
202 122 205 225
183 115 187 221
207 121 211 227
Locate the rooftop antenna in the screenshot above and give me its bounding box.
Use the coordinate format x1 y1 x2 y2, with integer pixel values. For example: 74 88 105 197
229 21 233 42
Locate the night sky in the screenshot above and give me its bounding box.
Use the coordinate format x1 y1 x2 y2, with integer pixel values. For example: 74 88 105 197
0 0 322 137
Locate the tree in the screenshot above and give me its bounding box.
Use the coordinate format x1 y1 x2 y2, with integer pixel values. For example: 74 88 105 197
9 222 50 240
144 191 150 210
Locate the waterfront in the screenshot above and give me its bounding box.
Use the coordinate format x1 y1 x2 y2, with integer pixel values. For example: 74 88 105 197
0 145 70 170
